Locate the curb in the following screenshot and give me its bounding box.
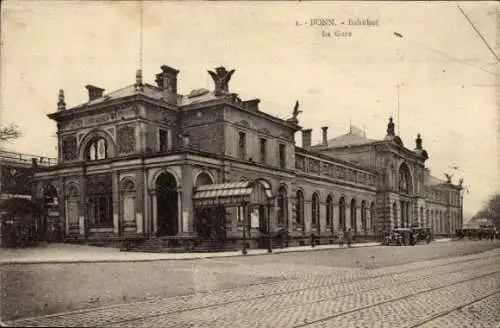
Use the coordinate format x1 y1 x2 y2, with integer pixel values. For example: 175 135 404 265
0 242 383 265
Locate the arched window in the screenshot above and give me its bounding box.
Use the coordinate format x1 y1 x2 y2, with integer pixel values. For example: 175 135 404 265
311 193 320 231
431 210 434 231
393 202 398 227
85 137 109 161
87 174 113 227
326 195 333 230
295 190 304 231
339 197 346 231
420 207 424 227
350 199 357 232
369 202 375 230
399 163 412 194
120 179 135 193
361 200 367 231
440 211 444 233
42 184 58 206
195 172 213 187
277 187 287 226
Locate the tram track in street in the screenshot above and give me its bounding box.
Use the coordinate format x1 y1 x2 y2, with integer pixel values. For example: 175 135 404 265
404 290 500 328
97 255 500 327
5 250 500 328
294 270 500 328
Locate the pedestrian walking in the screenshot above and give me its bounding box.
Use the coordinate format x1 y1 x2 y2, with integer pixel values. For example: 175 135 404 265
338 230 344 248
346 228 353 248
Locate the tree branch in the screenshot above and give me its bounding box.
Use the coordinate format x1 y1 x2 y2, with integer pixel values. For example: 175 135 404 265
0 124 23 142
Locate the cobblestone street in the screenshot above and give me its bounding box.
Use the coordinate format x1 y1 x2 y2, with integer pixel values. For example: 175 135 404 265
3 241 500 327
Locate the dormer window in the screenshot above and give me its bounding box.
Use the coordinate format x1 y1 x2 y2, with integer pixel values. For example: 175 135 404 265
85 137 108 161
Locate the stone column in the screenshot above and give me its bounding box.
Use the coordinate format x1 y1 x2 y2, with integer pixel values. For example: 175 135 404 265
287 194 294 232
135 169 145 234
151 191 158 234
304 200 311 233
59 180 67 237
78 168 87 237
112 172 120 235
180 164 193 234
346 202 351 230
332 202 339 233
178 190 185 234
319 201 327 235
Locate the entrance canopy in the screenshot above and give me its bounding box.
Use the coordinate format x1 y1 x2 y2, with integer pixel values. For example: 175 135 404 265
193 180 272 207
0 197 43 219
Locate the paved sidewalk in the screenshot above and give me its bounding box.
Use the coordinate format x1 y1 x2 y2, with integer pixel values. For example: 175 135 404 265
0 241 384 264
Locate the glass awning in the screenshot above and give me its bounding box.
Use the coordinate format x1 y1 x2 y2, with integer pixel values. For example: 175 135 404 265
193 181 272 207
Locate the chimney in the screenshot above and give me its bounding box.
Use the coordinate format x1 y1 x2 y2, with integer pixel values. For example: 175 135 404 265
85 85 105 101
321 126 328 145
57 89 66 111
302 129 312 148
155 65 179 105
243 99 260 111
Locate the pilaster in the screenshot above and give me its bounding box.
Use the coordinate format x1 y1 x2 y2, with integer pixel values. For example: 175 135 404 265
112 171 119 234
135 168 144 234
180 164 194 234
78 167 87 237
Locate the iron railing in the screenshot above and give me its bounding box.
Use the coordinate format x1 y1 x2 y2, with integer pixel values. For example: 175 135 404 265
0 150 58 167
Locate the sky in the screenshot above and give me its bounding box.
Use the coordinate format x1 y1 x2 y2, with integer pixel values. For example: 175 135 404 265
0 1 498 217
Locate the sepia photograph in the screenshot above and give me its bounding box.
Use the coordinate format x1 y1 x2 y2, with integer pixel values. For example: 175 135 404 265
0 1 499 327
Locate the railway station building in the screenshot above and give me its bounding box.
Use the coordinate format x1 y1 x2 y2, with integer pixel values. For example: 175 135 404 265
31 65 463 250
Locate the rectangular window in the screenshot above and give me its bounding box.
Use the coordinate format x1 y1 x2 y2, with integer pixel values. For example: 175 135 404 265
159 129 168 152
238 132 246 159
279 144 286 168
260 138 267 163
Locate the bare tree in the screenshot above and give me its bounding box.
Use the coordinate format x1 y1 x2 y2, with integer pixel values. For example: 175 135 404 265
473 193 500 228
0 123 22 143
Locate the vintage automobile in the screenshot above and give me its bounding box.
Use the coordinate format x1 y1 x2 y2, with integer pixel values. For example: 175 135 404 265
411 226 434 244
384 228 411 246
384 227 433 246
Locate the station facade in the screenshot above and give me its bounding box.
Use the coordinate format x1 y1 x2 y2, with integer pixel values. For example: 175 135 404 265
32 65 463 248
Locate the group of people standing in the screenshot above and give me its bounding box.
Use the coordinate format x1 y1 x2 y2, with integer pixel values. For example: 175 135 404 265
336 228 354 248
456 228 497 241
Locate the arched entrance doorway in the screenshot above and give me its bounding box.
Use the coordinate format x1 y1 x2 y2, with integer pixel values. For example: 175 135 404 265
156 172 178 236
194 172 217 240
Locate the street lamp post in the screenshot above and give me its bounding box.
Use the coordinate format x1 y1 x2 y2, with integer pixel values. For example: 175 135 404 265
460 190 465 231
242 201 248 255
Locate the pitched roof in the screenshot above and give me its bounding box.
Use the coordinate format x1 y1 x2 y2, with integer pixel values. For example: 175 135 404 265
313 131 379 148
424 174 446 186
70 84 165 110
66 83 230 111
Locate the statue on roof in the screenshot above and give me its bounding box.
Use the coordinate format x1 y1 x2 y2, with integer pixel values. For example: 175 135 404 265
444 173 453 183
387 117 395 136
135 69 144 91
292 100 302 120
208 66 235 95
459 178 464 187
